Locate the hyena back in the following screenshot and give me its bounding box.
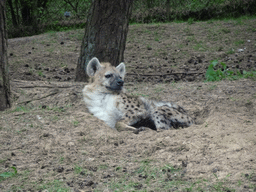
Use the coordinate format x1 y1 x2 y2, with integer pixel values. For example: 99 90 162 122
82 57 193 132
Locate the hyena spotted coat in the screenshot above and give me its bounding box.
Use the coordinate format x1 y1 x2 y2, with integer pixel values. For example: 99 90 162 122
82 57 193 132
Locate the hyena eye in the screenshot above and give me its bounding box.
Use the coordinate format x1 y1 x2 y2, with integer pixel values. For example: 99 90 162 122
105 74 113 78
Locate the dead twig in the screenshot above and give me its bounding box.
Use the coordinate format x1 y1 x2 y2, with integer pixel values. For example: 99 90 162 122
17 90 59 105
126 72 204 76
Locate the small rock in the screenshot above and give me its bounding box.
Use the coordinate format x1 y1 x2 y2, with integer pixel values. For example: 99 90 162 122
212 167 218 173
85 180 94 186
56 166 64 173
238 49 244 52
80 171 86 175
43 133 50 137
64 67 70 73
24 72 32 75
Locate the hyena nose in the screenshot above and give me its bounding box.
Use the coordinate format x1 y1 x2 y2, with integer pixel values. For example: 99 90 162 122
117 79 124 86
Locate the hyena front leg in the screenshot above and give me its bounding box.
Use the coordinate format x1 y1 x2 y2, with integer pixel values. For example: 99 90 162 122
116 122 145 134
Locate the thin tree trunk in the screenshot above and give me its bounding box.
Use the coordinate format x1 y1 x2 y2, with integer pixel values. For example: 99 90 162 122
166 0 170 21
7 0 18 27
0 0 11 111
75 0 134 82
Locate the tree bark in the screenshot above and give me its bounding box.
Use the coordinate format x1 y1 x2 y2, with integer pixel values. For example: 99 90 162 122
0 0 11 111
166 0 170 21
75 0 134 82
7 0 18 27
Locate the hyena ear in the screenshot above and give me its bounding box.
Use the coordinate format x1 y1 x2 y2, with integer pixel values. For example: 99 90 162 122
86 57 102 77
116 62 126 78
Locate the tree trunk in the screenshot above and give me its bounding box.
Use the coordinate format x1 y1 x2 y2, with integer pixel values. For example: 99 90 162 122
7 0 18 27
0 0 11 111
166 0 170 21
75 0 134 82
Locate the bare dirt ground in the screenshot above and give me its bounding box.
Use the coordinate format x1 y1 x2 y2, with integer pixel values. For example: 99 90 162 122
0 18 256 191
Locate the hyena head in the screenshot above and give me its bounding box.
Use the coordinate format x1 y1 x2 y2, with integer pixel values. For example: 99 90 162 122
86 57 126 92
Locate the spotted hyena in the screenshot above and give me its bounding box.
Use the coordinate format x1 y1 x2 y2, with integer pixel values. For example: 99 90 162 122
82 57 193 133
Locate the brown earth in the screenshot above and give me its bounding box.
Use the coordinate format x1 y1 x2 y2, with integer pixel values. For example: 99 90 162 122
0 19 256 191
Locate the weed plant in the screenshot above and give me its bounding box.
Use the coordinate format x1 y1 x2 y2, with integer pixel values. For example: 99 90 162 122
205 60 256 82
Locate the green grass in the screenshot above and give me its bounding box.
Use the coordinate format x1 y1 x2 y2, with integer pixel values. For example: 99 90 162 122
187 17 195 25
96 159 239 191
234 40 245 46
36 179 69 192
11 105 31 113
73 120 79 127
74 165 85 174
0 167 17 181
221 28 231 34
37 70 44 77
205 60 256 82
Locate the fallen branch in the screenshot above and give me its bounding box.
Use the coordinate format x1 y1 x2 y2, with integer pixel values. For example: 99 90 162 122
126 72 204 76
17 90 59 105
17 85 79 88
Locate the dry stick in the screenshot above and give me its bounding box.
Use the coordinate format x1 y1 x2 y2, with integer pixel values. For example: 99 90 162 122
12 80 81 88
16 85 79 88
126 72 204 76
17 90 59 105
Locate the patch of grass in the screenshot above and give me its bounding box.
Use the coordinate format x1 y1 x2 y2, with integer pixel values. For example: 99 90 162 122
98 164 108 170
212 173 235 192
154 87 164 93
68 30 84 41
11 105 30 113
105 160 192 191
0 167 17 181
221 28 231 34
184 26 192 35
73 120 79 127
37 70 44 77
153 31 160 42
36 179 69 192
247 27 256 32
146 45 152 50
234 40 244 46
59 157 64 163
51 115 59 121
136 93 149 97
226 48 235 54
187 17 195 25
205 60 256 82
194 42 206 51
74 165 84 174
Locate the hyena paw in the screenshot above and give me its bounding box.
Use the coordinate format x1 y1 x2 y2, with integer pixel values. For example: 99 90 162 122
133 127 146 134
